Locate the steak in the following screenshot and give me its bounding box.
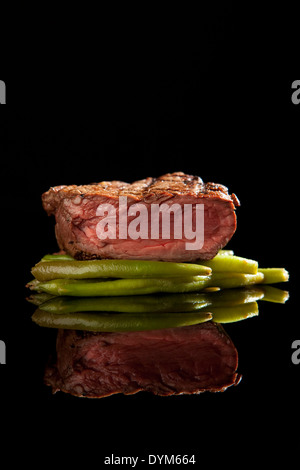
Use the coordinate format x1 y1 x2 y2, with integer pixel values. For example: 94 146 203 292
44 323 241 398
42 172 239 262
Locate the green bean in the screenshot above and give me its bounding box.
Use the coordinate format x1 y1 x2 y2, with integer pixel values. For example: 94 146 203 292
31 276 210 297
32 286 267 314
199 254 258 274
26 279 41 290
203 286 265 307
260 285 290 304
258 268 289 284
27 267 289 298
206 302 259 324
26 293 57 306
218 250 235 256
31 308 212 332
41 254 74 262
37 293 210 314
206 272 265 290
31 259 212 281
28 272 269 297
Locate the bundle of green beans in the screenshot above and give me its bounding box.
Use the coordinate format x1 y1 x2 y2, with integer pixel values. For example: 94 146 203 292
26 251 289 332
27 251 289 297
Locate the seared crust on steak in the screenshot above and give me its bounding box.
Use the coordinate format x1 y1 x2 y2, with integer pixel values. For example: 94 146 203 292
42 172 240 216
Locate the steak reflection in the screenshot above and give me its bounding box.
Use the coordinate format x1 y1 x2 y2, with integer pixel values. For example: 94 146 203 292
44 323 241 398
26 286 289 399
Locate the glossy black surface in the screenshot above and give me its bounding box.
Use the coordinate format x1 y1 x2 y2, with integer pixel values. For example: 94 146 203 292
2 5 299 464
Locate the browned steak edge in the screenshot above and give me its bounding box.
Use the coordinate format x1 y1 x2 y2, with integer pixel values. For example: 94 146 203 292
42 172 240 216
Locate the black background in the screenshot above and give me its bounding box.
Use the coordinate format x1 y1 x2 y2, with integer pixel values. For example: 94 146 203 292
1 3 299 467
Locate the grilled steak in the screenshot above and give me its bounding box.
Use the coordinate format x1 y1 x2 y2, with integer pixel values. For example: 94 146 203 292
44 323 241 398
42 172 239 262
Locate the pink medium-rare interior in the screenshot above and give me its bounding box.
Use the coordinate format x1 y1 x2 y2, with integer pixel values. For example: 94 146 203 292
54 194 237 261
